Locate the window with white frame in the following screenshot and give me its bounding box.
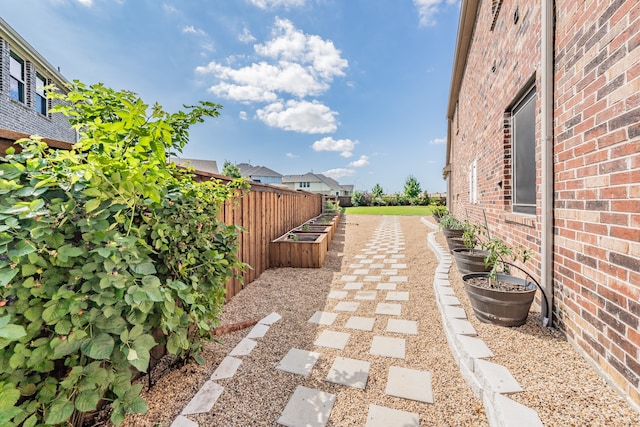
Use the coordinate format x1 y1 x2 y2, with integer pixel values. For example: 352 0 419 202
36 72 48 115
10 51 25 103
299 182 310 188
512 87 537 214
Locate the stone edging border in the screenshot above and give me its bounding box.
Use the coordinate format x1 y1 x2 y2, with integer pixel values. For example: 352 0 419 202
421 217 543 427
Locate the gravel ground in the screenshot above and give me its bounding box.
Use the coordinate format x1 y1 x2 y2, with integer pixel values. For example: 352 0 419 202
120 215 640 427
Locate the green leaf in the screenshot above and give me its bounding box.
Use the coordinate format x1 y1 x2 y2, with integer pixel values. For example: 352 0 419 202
0 267 18 287
52 338 82 359
0 324 27 341
45 399 74 425
81 333 114 360
84 198 101 213
131 262 156 275
75 389 100 412
0 383 21 410
8 240 36 259
23 414 38 427
126 396 147 414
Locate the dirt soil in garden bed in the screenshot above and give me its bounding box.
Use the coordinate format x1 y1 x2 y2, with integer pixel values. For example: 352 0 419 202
111 215 640 427
464 276 532 292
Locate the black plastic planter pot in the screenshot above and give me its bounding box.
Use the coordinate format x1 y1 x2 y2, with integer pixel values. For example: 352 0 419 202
462 273 537 327
451 248 492 274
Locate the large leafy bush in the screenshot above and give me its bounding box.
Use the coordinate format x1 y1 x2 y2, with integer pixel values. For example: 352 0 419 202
0 82 247 425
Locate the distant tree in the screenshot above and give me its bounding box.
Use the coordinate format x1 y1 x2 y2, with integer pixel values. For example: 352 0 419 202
222 160 241 178
372 183 384 198
403 175 422 200
351 190 364 207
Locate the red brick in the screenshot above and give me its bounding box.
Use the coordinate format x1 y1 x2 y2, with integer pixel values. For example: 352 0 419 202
610 226 640 242
600 212 629 226
612 200 640 213
600 186 628 199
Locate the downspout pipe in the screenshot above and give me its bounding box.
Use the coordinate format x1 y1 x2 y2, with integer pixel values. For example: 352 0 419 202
540 0 555 326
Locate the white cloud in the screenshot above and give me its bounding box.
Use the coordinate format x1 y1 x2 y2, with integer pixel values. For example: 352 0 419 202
183 25 207 36
286 152 299 158
323 168 355 179
248 0 305 9
255 18 348 81
239 111 248 120
195 18 348 134
198 60 327 99
256 100 338 133
413 0 459 27
312 137 357 157
429 137 446 144
239 27 256 43
162 3 178 14
348 155 369 167
76 0 92 6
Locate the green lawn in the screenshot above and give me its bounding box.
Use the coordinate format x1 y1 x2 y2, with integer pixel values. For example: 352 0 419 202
343 205 436 216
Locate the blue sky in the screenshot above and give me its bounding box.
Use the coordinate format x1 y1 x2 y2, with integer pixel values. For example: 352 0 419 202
1 0 460 193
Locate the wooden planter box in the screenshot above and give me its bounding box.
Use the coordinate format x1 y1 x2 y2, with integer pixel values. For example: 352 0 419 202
293 224 333 245
269 232 328 268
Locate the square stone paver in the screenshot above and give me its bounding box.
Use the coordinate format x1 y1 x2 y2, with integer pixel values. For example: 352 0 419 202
314 330 350 350
391 264 407 269
345 316 375 331
210 356 242 380
343 282 364 290
334 301 360 312
355 291 377 300
229 338 257 356
277 386 336 427
326 357 370 389
376 283 397 290
277 348 320 376
360 259 374 264
386 319 418 335
181 381 224 415
389 276 408 283
327 290 348 299
171 415 198 427
370 336 405 359
375 303 402 316
246 323 270 339
380 269 398 275
365 404 419 427
370 263 385 269
386 291 409 301
340 275 358 282
308 311 338 326
364 276 382 282
349 263 364 269
259 312 282 325
353 269 370 275
373 255 385 259
386 366 433 403
391 254 405 259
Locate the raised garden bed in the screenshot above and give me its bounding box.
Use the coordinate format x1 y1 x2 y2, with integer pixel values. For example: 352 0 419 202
269 231 328 268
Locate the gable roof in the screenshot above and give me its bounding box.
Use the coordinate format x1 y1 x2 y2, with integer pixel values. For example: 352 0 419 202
282 172 347 191
236 163 282 178
169 157 219 174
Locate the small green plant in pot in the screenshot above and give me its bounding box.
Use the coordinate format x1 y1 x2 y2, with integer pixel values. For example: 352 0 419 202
462 236 549 327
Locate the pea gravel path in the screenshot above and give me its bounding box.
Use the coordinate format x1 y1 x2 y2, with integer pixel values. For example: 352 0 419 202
120 215 640 427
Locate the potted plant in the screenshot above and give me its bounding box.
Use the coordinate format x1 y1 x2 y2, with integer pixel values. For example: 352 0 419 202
451 223 492 274
431 205 447 222
461 237 549 327
439 213 464 237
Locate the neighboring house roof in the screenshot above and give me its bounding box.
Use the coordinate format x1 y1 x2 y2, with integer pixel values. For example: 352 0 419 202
282 172 351 193
236 163 283 179
169 157 219 174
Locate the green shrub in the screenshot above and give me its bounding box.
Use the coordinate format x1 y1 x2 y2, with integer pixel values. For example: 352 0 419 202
0 82 247 426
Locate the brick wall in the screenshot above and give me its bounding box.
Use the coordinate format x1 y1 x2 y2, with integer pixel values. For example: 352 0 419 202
449 0 640 407
553 0 640 406
0 37 76 143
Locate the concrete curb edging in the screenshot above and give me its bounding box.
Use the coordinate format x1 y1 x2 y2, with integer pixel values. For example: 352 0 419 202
421 218 543 427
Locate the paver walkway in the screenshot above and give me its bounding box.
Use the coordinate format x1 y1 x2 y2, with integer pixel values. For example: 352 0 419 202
169 216 543 427
275 216 431 426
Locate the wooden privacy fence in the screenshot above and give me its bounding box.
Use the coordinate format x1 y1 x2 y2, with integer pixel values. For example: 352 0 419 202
192 172 324 300
0 131 324 301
